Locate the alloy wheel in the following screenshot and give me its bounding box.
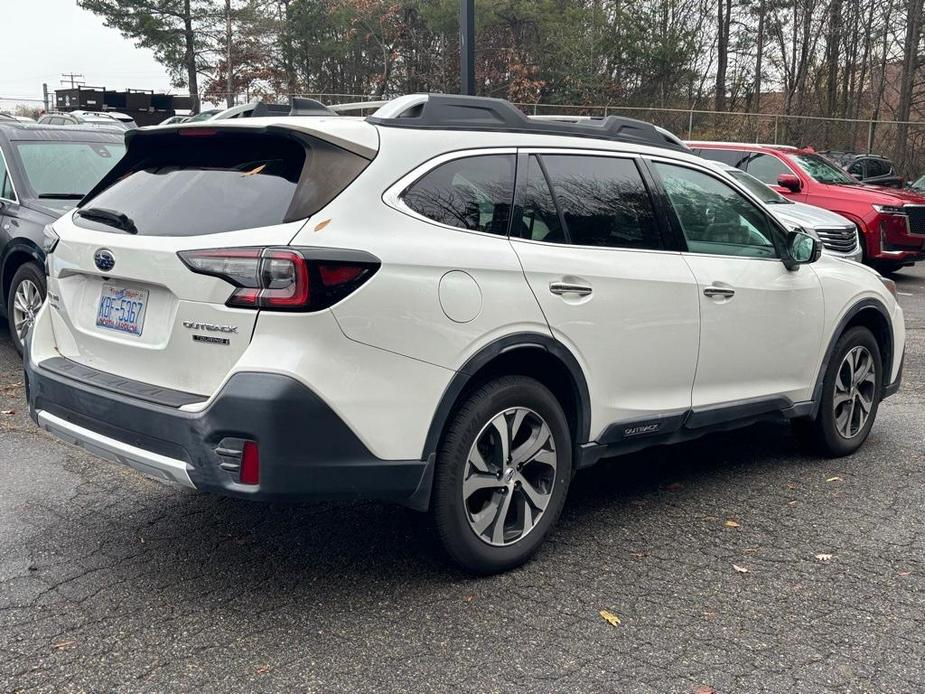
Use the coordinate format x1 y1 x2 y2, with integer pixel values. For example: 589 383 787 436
833 345 876 439
12 278 42 341
462 407 558 547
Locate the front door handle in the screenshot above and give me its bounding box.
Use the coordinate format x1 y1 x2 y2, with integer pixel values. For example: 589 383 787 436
703 285 735 299
549 282 593 297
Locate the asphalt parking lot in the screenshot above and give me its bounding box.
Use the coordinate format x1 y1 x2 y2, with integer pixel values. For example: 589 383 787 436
1 269 923 694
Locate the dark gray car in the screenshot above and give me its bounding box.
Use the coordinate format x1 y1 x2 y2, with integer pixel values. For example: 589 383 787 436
0 122 125 353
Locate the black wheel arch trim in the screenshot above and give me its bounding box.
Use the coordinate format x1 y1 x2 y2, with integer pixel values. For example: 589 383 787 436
421 332 592 462
810 297 895 413
1 238 44 307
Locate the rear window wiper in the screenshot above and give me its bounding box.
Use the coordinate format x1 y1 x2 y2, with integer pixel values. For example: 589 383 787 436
76 207 138 234
39 193 85 199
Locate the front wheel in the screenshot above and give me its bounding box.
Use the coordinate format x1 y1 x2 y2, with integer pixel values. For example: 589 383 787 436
7 262 46 357
796 326 882 457
432 376 573 574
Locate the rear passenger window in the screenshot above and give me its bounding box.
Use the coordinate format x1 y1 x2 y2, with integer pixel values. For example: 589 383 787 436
538 154 661 249
402 154 515 234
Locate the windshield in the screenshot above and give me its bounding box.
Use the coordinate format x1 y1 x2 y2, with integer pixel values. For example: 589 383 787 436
729 170 790 204
792 153 857 184
14 141 125 197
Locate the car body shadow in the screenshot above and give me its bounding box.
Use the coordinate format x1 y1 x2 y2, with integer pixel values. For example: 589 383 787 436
64 420 811 594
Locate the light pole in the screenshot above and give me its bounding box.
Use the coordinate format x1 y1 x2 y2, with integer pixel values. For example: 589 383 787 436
459 0 475 96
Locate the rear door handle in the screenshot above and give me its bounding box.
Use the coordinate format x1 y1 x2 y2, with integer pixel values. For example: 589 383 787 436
549 282 593 297
703 286 735 299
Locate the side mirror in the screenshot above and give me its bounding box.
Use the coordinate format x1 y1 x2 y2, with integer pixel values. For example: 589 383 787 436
783 229 821 270
777 173 802 193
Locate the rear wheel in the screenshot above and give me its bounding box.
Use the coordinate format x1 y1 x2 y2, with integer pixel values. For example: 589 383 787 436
433 376 572 574
7 262 46 357
796 326 882 457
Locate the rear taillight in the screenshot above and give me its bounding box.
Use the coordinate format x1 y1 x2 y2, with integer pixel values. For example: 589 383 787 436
177 246 379 311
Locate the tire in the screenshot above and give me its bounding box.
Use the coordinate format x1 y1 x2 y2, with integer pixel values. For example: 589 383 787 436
798 326 882 457
6 262 46 357
432 376 573 575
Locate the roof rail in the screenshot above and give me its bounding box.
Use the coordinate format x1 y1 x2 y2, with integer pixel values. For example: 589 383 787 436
367 94 688 151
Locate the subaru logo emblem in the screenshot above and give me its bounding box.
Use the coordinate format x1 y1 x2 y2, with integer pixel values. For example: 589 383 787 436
94 249 115 272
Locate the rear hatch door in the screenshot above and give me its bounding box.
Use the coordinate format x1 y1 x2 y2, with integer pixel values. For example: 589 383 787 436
46 122 374 397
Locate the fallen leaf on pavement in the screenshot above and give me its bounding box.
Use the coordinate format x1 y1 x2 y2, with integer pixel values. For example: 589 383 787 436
463 595 475 602
724 520 740 528
256 665 270 675
732 564 750 574
51 640 76 651
815 553 834 561
826 476 842 483
599 610 621 627
743 548 759 554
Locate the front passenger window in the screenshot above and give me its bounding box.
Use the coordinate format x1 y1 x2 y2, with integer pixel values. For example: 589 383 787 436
654 162 778 259
745 153 792 185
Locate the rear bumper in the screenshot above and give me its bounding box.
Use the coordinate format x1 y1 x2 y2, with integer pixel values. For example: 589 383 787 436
24 352 431 507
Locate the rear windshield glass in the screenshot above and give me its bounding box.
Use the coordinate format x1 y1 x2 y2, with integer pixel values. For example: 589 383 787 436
15 141 125 198
75 130 368 236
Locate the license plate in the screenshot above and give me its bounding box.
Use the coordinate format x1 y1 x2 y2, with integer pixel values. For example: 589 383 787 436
96 285 149 336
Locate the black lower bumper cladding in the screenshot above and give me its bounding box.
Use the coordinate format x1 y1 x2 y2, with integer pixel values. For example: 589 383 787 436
24 352 430 505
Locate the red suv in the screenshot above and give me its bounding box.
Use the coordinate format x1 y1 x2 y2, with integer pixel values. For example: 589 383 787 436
689 142 925 272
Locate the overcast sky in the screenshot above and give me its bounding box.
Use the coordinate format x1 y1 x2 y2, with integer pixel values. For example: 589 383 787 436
0 0 174 105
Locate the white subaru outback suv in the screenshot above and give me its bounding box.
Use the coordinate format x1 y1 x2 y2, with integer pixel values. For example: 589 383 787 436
24 95 904 574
